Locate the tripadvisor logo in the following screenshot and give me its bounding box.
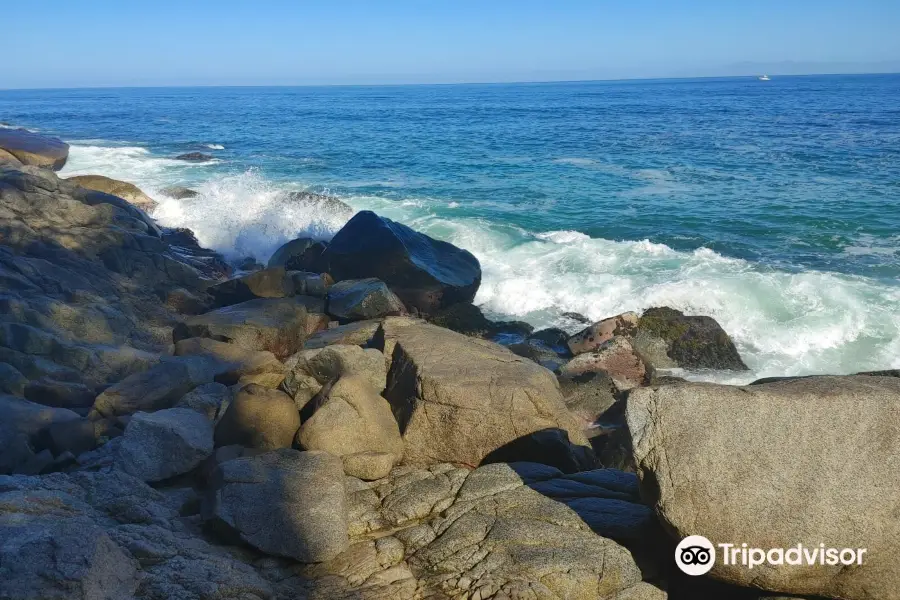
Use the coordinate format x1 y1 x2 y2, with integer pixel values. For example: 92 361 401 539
675 535 868 576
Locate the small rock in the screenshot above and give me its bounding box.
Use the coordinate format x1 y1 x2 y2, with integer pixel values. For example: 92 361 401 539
116 408 214 482
567 311 639 355
214 384 300 450
161 185 199 199
304 319 382 350
207 267 294 308
174 296 329 359
175 382 230 420
267 237 316 268
91 356 225 418
557 336 648 389
326 278 406 321
289 344 387 393
341 451 397 481
175 152 214 162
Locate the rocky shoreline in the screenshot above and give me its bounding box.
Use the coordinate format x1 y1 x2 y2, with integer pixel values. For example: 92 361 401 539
1 129 897 600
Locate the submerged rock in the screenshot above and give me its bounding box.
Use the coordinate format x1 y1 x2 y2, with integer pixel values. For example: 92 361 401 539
161 185 199 199
322 211 481 313
0 128 69 170
175 152 214 162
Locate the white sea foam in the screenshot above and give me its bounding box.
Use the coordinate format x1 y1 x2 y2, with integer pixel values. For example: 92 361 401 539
62 141 900 383
204 144 225 150
151 170 349 262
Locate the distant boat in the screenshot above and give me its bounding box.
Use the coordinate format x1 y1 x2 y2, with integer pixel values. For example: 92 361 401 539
758 75 771 81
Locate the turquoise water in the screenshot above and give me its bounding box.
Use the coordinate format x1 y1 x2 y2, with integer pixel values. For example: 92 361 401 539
2 75 899 381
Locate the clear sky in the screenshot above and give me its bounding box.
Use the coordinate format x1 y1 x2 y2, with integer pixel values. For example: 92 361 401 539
3 0 899 88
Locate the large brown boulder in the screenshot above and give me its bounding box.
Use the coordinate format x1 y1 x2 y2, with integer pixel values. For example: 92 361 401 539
298 375 403 479
65 174 157 212
322 211 481 313
378 318 590 468
627 376 900 599
174 296 329 359
214 384 300 450
0 129 69 170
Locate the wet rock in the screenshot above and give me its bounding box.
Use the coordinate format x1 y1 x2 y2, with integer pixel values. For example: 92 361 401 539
0 128 69 170
285 190 354 219
378 318 590 468
508 338 568 371
205 448 348 562
214 383 300 450
628 376 900 599
161 185 199 199
322 211 481 313
635 306 747 371
65 174 157 212
116 408 214 482
174 296 329 359
326 278 406 321
568 311 639 355
268 237 316 268
558 336 648 389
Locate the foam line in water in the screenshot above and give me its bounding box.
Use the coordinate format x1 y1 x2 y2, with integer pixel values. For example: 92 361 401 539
56 142 900 384
151 170 350 262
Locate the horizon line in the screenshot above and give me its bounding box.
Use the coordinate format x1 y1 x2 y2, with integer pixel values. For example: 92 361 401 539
2 70 899 92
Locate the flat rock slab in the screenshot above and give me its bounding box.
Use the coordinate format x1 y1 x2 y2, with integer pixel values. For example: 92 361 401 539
627 376 900 599
174 296 328 359
205 448 348 562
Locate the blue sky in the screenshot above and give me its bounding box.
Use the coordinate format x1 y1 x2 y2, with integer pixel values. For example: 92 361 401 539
3 0 899 88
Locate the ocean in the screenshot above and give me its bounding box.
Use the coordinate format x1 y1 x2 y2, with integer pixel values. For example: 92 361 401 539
2 74 898 383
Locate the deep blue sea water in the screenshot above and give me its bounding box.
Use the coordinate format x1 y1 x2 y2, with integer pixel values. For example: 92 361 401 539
2 74 899 382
